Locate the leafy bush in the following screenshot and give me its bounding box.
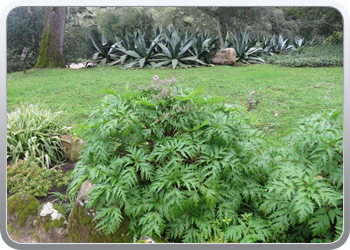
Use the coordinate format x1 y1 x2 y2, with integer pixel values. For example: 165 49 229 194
261 108 343 243
323 31 343 46
68 77 267 242
7 103 71 169
7 50 38 74
7 153 69 197
262 44 343 67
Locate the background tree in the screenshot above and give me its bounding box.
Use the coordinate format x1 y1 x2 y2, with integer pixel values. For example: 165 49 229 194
283 7 343 40
64 7 95 64
198 7 266 47
35 7 68 68
7 7 45 73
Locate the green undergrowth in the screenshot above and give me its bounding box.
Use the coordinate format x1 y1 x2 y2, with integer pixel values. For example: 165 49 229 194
66 80 343 243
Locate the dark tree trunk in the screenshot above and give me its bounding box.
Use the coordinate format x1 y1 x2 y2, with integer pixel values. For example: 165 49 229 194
198 7 227 48
35 7 67 68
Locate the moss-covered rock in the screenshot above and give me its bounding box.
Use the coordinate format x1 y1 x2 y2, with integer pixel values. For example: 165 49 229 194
35 202 69 243
68 202 133 243
69 137 85 162
7 194 40 230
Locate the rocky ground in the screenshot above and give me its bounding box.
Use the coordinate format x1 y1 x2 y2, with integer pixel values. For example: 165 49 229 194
7 161 75 243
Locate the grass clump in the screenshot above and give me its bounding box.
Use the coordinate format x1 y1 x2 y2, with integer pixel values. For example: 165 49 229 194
7 103 71 169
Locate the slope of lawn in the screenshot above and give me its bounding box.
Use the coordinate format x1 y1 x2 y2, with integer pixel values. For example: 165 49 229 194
7 64 343 148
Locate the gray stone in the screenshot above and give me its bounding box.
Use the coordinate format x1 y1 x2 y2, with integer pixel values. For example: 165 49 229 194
209 48 236 65
35 202 69 243
7 194 40 231
76 180 94 206
69 137 85 162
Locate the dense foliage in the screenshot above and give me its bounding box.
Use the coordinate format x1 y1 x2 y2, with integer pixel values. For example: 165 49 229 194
7 104 71 169
68 78 267 242
67 77 343 243
7 153 69 197
261 108 343 243
262 44 343 67
7 7 45 73
7 7 343 72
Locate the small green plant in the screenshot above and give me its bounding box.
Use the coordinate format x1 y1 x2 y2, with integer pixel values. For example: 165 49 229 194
7 103 71 169
49 191 75 217
7 153 69 197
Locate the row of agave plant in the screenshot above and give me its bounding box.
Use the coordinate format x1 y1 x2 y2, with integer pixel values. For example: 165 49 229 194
87 27 306 69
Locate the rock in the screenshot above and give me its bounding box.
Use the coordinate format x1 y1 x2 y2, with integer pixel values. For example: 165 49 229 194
35 202 69 243
76 180 94 206
209 48 236 65
67 180 133 243
69 137 85 162
60 134 73 158
60 135 85 162
137 235 168 243
7 194 40 230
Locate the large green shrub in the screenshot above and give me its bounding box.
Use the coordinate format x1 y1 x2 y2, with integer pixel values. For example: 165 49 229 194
67 78 342 243
68 78 267 242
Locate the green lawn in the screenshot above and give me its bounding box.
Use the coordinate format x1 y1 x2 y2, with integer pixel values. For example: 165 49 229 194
7 64 343 148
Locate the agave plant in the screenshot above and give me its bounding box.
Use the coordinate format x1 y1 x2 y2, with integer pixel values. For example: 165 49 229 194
87 32 122 67
230 29 265 64
116 31 163 69
190 33 220 63
154 29 206 69
263 35 293 55
290 36 306 49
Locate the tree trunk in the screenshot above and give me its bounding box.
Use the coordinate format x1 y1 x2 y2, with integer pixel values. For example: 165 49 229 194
215 18 227 48
35 7 67 68
198 7 227 48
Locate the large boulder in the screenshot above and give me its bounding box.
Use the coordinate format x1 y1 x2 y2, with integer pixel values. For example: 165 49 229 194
209 48 236 65
7 194 39 231
34 202 70 243
67 180 133 243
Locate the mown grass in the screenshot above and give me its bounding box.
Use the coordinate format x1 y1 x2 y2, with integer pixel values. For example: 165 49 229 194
7 64 343 148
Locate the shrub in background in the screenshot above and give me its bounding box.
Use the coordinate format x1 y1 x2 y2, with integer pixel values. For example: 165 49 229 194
7 103 71 169
323 31 343 46
262 44 343 67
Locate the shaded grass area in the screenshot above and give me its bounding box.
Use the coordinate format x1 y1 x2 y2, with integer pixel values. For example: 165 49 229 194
7 64 343 148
